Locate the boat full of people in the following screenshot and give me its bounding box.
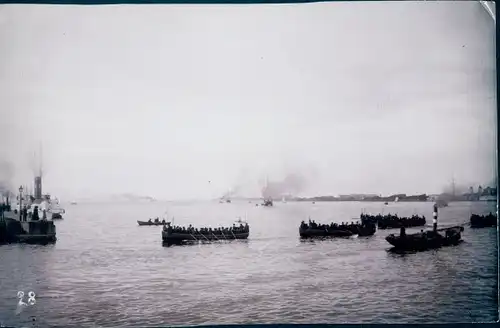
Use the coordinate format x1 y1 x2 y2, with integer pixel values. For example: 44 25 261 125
162 221 250 244
385 205 464 251
470 213 497 228
137 218 168 226
360 213 426 229
299 219 376 238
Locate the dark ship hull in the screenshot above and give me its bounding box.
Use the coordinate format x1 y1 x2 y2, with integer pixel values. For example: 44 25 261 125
386 226 463 251
299 227 353 238
378 219 426 230
357 224 377 236
162 230 249 244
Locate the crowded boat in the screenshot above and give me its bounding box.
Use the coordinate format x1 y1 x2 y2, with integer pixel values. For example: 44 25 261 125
360 213 426 229
299 219 376 238
470 213 497 228
162 221 250 244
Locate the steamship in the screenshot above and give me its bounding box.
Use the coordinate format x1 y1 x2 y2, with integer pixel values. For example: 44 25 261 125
15 176 66 220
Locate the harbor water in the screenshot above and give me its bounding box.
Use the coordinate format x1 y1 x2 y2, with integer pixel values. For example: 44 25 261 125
0 201 497 327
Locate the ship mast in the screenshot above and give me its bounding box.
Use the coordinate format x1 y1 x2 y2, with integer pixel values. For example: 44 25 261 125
39 143 43 179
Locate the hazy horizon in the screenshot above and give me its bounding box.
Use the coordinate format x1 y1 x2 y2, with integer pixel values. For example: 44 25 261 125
0 2 497 201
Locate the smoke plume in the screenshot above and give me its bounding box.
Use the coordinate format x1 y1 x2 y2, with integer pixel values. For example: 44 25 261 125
260 172 308 199
0 160 14 196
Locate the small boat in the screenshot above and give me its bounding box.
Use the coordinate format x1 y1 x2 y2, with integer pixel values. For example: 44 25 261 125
262 199 273 207
137 220 168 226
70 201 77 205
384 202 389 205
470 213 497 228
435 199 449 208
386 225 464 251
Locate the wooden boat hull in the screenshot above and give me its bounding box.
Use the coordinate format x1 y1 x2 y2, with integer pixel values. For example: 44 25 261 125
15 234 57 244
299 227 353 238
162 231 249 243
357 225 376 236
378 220 426 230
386 226 464 251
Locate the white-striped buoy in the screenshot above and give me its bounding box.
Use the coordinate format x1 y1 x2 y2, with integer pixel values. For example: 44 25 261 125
433 204 438 232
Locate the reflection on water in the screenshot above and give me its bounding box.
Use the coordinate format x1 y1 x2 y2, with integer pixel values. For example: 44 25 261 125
0 201 497 327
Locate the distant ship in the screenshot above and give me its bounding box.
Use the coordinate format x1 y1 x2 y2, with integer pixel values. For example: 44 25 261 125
262 198 273 207
17 146 66 220
435 199 449 208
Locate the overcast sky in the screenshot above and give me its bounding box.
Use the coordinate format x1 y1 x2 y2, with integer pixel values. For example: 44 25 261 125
0 1 496 200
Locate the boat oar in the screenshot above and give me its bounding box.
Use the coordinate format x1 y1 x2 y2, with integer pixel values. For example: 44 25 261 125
230 230 237 239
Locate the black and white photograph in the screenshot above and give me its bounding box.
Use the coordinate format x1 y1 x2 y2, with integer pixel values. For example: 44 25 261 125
0 1 497 326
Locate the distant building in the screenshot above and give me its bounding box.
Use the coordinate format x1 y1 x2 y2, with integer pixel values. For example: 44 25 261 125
482 186 497 196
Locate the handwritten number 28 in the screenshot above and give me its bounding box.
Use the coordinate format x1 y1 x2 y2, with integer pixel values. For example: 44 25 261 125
17 291 36 306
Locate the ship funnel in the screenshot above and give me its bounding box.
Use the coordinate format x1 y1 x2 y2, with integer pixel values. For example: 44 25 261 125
34 176 42 200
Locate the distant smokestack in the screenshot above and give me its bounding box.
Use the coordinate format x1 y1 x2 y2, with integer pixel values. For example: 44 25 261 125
34 176 42 199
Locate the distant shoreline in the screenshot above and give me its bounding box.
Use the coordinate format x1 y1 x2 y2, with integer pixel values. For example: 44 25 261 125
230 197 496 203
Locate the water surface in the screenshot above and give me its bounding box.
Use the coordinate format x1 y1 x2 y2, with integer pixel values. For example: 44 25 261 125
0 201 497 327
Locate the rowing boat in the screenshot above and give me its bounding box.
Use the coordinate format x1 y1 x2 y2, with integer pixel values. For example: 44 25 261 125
137 220 166 226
